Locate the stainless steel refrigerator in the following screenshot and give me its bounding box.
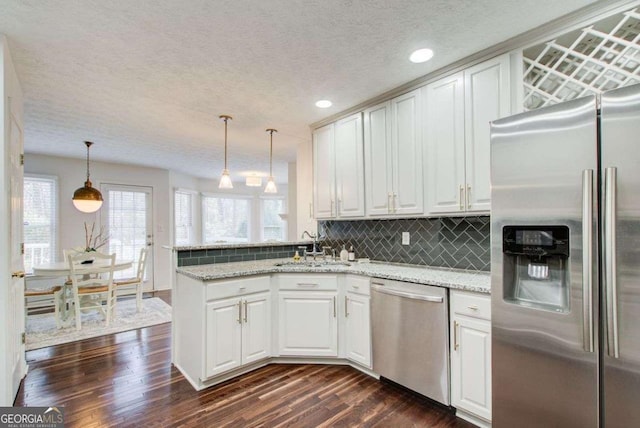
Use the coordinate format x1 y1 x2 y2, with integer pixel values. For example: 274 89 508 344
490 83 640 428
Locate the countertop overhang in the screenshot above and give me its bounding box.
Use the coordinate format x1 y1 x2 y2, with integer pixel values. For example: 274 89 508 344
176 259 490 294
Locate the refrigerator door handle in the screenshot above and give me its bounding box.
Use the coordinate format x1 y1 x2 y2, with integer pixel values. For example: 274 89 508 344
604 166 620 358
582 169 594 353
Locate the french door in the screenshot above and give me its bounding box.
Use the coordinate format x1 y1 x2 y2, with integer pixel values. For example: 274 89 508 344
102 184 154 290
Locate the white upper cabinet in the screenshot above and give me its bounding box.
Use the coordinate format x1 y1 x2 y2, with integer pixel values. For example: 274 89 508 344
364 89 423 216
363 101 393 216
424 54 511 214
424 72 466 214
335 113 365 217
464 55 511 212
313 113 365 219
313 123 335 219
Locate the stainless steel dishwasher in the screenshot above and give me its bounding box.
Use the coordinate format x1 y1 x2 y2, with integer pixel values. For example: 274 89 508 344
371 279 450 405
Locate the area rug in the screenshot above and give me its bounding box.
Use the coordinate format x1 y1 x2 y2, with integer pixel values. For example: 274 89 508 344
25 297 172 351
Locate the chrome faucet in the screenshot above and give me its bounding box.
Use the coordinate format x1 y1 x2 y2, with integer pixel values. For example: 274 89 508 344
301 230 325 260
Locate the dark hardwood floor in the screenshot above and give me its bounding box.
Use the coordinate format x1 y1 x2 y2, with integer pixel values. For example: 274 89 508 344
16 290 474 428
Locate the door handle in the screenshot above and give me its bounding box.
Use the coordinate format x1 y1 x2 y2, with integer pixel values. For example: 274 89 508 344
459 185 464 211
237 301 242 324
466 185 471 209
12 271 25 278
604 167 619 358
243 300 248 323
582 169 594 353
333 296 336 318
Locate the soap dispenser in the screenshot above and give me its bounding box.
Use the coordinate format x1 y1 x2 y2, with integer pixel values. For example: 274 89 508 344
348 245 355 261
340 245 348 261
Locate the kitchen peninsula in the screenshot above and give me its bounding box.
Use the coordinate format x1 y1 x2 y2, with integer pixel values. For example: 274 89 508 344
172 242 492 427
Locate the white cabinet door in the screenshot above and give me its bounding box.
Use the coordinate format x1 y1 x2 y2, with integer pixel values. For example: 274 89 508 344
464 54 510 212
278 291 338 357
345 292 371 368
364 101 393 216
313 123 335 219
335 113 365 218
206 298 242 378
424 72 466 214
241 292 271 365
451 316 492 422
391 89 424 215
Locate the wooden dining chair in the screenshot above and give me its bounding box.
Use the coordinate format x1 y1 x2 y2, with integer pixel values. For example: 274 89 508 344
114 247 148 312
24 280 64 329
67 251 117 331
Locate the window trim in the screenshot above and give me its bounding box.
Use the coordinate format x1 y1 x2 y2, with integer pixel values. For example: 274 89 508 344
259 195 287 242
174 188 197 246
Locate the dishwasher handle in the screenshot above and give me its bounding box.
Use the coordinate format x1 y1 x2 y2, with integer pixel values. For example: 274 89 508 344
371 284 444 303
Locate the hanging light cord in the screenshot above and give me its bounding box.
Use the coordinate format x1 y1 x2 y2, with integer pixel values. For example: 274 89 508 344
84 141 93 184
267 128 277 176
219 115 232 170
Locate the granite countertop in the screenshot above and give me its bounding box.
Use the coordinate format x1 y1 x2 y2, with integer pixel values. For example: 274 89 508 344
174 241 312 251
176 259 490 294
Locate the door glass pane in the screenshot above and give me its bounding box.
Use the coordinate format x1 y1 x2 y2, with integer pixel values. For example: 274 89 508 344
107 189 148 279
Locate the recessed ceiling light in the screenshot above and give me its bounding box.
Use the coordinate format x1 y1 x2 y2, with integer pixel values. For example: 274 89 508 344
315 100 332 108
409 48 434 63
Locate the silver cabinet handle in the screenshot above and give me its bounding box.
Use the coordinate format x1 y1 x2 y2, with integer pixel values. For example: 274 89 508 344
582 169 594 353
333 296 336 318
459 185 464 211
345 295 349 317
454 320 459 350
467 305 478 311
237 301 242 324
371 284 443 303
604 167 619 358
466 185 471 209
243 300 248 323
296 283 319 288
330 199 335 217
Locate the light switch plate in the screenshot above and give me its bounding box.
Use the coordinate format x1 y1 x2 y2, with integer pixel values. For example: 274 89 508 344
402 232 410 246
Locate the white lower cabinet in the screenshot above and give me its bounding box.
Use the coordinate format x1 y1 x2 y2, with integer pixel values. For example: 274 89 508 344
205 291 271 378
278 291 338 356
450 290 492 425
344 276 372 368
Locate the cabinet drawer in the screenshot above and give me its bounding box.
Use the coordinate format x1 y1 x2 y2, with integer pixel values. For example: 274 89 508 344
206 276 271 301
345 275 370 296
451 290 491 321
277 274 338 291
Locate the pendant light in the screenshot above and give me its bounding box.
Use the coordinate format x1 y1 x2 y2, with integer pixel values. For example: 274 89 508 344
218 115 233 189
72 141 103 213
264 128 278 194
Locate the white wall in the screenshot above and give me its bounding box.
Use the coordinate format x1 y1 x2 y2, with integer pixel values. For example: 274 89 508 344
25 153 173 290
296 140 317 237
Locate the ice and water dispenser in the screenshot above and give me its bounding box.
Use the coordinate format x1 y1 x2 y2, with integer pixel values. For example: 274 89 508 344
502 226 570 312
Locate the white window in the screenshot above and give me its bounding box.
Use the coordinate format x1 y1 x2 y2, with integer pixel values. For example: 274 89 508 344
261 198 287 241
174 190 194 246
202 195 251 244
23 175 57 273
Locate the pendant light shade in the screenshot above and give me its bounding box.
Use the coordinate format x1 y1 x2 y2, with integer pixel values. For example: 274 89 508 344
72 141 103 213
218 115 233 189
264 128 278 194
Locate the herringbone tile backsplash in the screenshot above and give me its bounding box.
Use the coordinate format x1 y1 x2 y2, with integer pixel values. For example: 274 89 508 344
319 216 490 271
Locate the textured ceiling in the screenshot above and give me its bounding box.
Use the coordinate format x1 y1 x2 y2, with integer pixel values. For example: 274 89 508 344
0 0 597 183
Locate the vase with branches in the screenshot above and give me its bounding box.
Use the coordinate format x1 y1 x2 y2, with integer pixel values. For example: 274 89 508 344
84 222 109 253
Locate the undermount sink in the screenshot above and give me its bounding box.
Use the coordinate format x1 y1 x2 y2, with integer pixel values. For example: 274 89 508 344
274 260 351 267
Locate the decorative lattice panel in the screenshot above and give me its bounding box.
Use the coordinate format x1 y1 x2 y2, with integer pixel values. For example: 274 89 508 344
523 8 640 110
